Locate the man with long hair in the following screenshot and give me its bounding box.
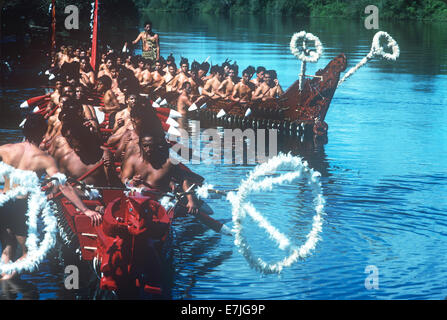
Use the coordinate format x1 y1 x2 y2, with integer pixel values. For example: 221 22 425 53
50 105 121 189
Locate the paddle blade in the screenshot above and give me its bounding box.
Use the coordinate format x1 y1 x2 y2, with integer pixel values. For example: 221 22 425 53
21 94 49 109
94 106 105 124
19 118 27 128
169 110 182 119
190 208 232 235
166 117 179 128
168 126 181 136
188 103 198 111
216 109 226 118
20 101 29 109
161 122 181 136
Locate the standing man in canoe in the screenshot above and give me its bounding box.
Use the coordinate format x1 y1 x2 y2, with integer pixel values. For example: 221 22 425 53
130 21 160 62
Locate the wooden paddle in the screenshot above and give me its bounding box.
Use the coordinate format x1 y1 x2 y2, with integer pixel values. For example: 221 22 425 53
177 184 232 235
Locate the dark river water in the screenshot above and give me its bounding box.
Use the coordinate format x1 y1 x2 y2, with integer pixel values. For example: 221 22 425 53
1 13 447 300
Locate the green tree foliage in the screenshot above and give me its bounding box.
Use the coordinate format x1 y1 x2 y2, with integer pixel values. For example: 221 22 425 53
2 0 446 31
132 0 447 21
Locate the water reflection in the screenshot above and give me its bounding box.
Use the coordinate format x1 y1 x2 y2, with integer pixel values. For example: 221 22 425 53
170 216 232 300
0 277 39 300
278 133 330 176
173 119 330 174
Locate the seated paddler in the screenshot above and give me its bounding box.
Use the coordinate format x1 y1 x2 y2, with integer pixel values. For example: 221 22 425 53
120 129 202 215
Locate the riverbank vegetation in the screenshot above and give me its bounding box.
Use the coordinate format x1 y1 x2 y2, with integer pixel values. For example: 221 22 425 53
133 0 447 21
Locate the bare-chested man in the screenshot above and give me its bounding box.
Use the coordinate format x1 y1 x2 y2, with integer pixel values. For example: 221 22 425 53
107 104 152 163
251 66 265 88
108 64 125 103
171 58 194 93
96 75 121 114
139 59 153 93
177 82 193 116
112 93 139 132
252 70 284 101
163 54 175 74
189 61 207 96
133 57 146 82
97 53 107 73
217 65 239 99
56 45 67 68
59 45 75 68
124 55 135 73
97 55 114 79
50 79 64 106
151 59 165 91
41 78 64 117
42 95 70 150
0 114 102 279
203 64 217 82
246 65 255 81
163 64 177 92
50 110 120 189
222 60 232 77
202 66 225 100
73 47 81 62
79 57 95 89
120 133 199 213
43 94 99 153
42 85 76 144
198 62 210 82
75 85 99 133
131 21 160 62
231 68 253 103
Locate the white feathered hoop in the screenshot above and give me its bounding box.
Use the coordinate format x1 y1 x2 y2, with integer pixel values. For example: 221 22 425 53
371 31 400 61
338 31 400 86
196 154 326 275
290 31 324 63
0 162 58 275
226 153 326 274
